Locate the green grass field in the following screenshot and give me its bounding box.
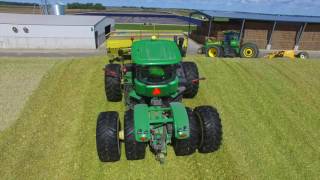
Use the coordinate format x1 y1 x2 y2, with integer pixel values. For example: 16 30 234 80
0 58 58 131
0 56 320 179
115 23 197 31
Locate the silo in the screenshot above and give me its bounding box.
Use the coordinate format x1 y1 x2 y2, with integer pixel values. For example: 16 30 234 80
50 3 65 15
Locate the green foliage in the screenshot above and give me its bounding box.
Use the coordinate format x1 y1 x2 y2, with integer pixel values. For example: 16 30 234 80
0 56 320 179
67 2 105 10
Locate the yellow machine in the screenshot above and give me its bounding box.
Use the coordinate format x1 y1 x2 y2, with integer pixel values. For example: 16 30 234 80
106 30 189 58
266 50 309 59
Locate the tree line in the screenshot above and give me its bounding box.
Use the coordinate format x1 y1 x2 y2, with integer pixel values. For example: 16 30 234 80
67 3 106 10
0 1 35 6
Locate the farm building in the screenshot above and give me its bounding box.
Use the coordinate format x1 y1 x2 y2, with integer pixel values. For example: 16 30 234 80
190 10 320 51
0 13 114 49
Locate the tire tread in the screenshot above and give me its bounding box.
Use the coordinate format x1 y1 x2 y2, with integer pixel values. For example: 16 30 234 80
194 106 222 153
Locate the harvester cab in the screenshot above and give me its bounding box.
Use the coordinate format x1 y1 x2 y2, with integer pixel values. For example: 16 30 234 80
97 38 222 164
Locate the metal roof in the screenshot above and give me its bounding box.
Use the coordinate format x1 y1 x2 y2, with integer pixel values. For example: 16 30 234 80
196 10 320 23
0 13 113 26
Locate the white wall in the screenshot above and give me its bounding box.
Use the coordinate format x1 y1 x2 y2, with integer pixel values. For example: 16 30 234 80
94 18 115 48
0 24 96 49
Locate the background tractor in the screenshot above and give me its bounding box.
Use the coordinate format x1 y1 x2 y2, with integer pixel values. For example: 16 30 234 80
96 38 222 163
197 31 259 58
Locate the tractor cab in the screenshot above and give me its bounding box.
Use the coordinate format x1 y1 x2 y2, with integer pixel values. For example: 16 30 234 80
131 39 181 97
136 65 177 85
223 31 240 47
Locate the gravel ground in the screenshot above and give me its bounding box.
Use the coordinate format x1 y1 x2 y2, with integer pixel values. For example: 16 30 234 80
187 38 202 54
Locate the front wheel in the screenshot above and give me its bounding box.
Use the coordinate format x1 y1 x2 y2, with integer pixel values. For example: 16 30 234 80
105 64 122 102
240 43 259 58
194 106 222 153
206 46 223 58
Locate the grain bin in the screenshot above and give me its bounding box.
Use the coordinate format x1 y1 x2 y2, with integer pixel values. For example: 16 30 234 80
50 3 65 15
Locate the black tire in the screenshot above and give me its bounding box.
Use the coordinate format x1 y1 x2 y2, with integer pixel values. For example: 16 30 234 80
178 37 187 57
96 112 121 162
105 64 122 102
182 62 199 98
240 43 259 58
124 110 146 160
194 106 222 153
297 52 309 59
172 107 200 156
206 45 223 57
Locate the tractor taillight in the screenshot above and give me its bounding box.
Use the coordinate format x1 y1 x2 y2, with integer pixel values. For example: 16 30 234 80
179 133 187 138
152 88 161 96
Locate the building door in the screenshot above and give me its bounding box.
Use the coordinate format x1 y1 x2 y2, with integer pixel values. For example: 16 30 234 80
105 25 111 39
95 31 99 49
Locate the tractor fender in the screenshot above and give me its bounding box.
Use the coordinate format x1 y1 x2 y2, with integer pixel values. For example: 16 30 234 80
170 102 190 139
133 104 151 142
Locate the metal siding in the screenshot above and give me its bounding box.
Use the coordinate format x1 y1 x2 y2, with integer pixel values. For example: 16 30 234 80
2 24 94 38
2 38 95 49
94 18 115 48
0 24 96 49
0 13 113 26
0 13 114 49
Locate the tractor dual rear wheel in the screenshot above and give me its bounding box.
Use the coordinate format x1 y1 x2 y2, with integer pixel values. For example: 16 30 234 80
240 43 259 58
194 106 222 153
172 107 200 156
124 110 147 160
105 64 122 102
96 111 121 162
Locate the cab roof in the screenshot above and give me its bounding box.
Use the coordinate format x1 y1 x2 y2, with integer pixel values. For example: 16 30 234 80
131 39 182 65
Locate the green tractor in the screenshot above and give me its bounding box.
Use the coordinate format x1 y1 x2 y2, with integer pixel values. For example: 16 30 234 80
198 31 259 58
96 38 222 163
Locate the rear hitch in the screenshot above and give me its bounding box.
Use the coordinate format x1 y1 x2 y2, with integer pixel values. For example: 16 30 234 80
156 153 166 164
192 77 206 84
